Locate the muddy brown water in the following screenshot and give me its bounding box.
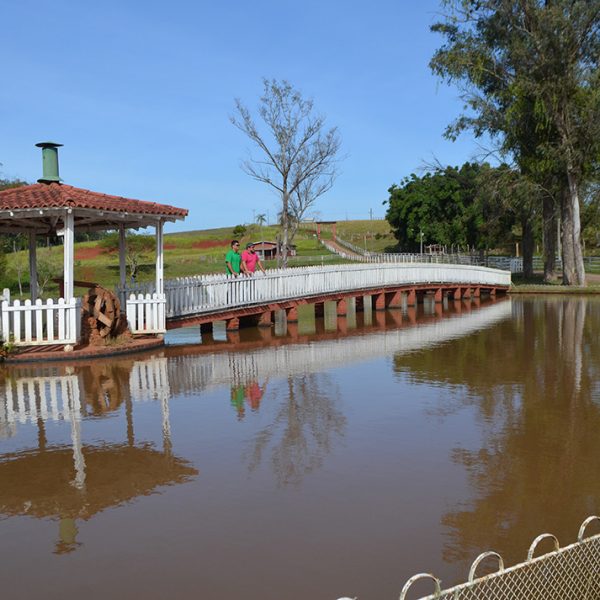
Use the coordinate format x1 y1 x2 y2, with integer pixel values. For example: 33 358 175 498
1 296 599 600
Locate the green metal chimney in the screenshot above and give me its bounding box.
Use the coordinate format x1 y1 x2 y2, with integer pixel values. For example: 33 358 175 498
36 141 63 183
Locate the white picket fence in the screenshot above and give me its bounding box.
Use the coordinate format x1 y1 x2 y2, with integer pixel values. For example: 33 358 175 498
0 294 82 346
126 293 166 334
120 262 511 320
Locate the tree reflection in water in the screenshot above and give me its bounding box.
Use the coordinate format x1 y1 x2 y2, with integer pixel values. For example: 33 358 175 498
394 297 600 571
245 373 346 486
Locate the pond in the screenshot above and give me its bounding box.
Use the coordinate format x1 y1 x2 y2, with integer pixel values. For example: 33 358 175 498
1 296 599 600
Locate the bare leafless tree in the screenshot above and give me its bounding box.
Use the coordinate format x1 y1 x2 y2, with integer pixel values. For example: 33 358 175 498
289 170 337 242
231 79 342 267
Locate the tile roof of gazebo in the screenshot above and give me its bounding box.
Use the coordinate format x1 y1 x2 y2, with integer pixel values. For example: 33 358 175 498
0 182 188 233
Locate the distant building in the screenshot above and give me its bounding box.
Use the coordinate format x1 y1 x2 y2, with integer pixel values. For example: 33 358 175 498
248 241 296 260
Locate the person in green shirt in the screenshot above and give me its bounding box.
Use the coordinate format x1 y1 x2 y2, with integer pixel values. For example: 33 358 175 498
225 240 247 276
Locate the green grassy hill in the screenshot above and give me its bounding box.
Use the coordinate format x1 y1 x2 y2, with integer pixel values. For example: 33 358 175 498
3 220 392 297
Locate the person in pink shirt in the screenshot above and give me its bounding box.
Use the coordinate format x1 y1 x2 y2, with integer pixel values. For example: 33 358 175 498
241 243 266 275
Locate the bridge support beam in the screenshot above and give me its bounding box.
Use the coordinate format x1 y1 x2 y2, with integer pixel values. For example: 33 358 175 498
463 287 471 299
386 290 402 308
257 310 273 327
453 287 462 300
374 292 386 311
225 317 239 331
286 306 299 323
336 298 347 316
489 287 496 297
473 287 481 298
434 288 443 303
406 289 416 307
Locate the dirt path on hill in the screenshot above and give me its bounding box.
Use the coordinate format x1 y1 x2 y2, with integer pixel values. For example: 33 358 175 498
327 239 364 259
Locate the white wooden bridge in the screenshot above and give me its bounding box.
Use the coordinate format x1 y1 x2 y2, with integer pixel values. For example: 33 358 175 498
123 261 511 332
0 261 510 348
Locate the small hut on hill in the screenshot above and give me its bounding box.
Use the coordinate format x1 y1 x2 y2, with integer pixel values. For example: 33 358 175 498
248 241 296 260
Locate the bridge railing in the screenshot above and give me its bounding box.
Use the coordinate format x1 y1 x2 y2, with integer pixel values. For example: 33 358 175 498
322 237 529 271
126 293 167 334
119 263 510 320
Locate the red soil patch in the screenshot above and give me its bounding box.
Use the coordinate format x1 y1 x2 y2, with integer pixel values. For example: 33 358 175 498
192 240 229 249
75 247 104 260
164 243 177 250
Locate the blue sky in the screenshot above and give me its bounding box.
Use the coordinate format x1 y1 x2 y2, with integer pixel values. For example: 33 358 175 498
1 0 483 232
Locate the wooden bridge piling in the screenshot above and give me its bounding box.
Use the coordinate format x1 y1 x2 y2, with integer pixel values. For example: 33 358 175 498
286 306 299 323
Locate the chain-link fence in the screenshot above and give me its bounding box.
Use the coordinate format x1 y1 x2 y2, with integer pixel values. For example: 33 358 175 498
400 516 600 600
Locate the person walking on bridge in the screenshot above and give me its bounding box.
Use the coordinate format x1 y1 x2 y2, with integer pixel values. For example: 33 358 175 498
225 240 247 277
242 243 266 275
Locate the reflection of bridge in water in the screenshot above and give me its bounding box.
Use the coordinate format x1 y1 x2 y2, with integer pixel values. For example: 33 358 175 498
0 298 511 556
0 299 513 428
161 299 513 396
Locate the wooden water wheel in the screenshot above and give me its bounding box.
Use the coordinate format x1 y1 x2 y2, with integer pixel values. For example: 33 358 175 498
82 286 122 338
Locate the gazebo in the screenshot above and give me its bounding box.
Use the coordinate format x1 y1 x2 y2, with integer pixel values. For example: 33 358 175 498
0 143 188 351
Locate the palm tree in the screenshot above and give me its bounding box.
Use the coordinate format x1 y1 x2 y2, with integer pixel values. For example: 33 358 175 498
256 213 267 251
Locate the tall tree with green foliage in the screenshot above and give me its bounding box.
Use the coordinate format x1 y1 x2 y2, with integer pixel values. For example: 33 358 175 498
430 0 600 286
385 162 516 256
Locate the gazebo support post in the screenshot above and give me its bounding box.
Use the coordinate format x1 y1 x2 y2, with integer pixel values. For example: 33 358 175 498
28 231 38 301
155 219 164 296
63 210 74 302
119 225 127 290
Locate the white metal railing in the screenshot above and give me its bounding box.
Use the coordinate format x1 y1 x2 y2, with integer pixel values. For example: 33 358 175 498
0 294 81 346
324 237 518 268
126 293 166 334
401 516 600 600
119 263 510 320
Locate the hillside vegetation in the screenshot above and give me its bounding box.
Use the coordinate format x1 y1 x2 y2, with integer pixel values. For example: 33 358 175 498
1 220 392 297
